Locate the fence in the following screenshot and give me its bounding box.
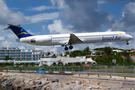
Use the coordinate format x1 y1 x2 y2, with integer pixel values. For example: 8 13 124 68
0 66 135 74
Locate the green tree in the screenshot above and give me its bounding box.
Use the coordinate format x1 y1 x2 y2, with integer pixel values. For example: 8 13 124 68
70 50 83 57
95 52 101 56
122 50 133 64
47 52 51 56
64 63 68 66
20 63 24 67
75 62 81 66
58 62 63 66
87 62 91 64
68 63 73 66
52 62 57 66
64 51 70 56
82 62 85 65
24 63 29 67
3 55 13 61
15 63 20 67
0 63 3 66
8 63 14 66
104 47 112 55
52 54 57 58
30 63 35 67
59 53 63 56
83 46 91 55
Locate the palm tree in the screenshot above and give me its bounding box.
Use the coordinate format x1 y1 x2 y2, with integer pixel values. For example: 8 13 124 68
58 62 63 66
3 55 13 61
30 63 35 67
52 62 57 66
75 62 81 66
82 62 85 65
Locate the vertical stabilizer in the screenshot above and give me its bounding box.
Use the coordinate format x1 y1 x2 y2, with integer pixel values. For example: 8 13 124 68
4 24 33 39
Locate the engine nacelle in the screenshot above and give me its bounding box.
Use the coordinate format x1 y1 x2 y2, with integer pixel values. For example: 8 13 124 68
31 36 52 43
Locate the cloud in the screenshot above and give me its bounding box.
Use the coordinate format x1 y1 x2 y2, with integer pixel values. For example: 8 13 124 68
112 2 135 32
98 0 135 4
25 12 59 23
48 19 73 34
51 0 114 32
27 5 55 11
97 0 106 4
0 0 59 25
51 0 65 9
0 36 5 41
0 0 27 25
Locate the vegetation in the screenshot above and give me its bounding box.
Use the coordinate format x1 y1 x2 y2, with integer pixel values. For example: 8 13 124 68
64 46 91 57
0 46 135 68
52 62 57 66
63 46 135 66
3 55 13 61
51 54 57 58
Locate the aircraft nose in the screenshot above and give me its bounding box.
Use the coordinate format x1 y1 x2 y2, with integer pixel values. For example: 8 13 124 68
128 35 133 40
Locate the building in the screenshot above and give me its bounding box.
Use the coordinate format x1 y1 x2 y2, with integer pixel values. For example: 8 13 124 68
91 50 104 56
39 56 95 66
0 60 41 65
0 47 50 61
0 56 95 66
112 49 123 53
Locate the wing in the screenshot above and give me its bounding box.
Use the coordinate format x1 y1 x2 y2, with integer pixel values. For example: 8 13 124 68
68 34 83 45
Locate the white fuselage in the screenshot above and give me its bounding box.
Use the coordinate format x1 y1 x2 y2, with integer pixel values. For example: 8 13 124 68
19 31 133 46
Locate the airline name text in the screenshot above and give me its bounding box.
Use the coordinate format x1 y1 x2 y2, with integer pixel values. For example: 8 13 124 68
102 36 121 41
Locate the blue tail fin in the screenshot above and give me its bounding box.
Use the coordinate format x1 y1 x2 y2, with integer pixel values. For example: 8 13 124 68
4 24 33 39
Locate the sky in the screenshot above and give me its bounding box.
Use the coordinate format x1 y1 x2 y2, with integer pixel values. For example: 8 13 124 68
0 0 135 53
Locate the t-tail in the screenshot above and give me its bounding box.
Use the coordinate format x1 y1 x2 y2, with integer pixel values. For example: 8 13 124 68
4 24 33 39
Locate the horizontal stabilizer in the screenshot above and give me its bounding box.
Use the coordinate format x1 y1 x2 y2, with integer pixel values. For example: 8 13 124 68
7 24 22 28
3 28 10 30
4 24 21 30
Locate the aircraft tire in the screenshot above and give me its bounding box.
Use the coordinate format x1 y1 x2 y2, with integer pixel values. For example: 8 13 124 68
127 42 129 45
69 45 73 49
126 41 129 45
65 47 68 50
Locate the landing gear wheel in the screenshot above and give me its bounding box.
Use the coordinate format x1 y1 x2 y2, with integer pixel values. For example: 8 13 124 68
69 45 73 49
126 41 129 45
65 47 68 50
127 42 129 45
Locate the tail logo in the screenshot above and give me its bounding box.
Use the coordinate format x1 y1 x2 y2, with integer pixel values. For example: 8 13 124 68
17 32 29 35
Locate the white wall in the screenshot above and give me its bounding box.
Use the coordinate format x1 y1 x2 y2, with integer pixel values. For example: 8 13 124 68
39 57 95 66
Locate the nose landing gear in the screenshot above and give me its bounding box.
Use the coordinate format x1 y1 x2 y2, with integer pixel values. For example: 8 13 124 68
126 41 129 45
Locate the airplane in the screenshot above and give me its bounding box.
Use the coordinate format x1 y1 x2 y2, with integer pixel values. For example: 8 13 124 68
4 24 133 50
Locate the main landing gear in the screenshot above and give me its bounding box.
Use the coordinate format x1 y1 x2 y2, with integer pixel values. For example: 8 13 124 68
126 41 129 45
64 45 73 50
